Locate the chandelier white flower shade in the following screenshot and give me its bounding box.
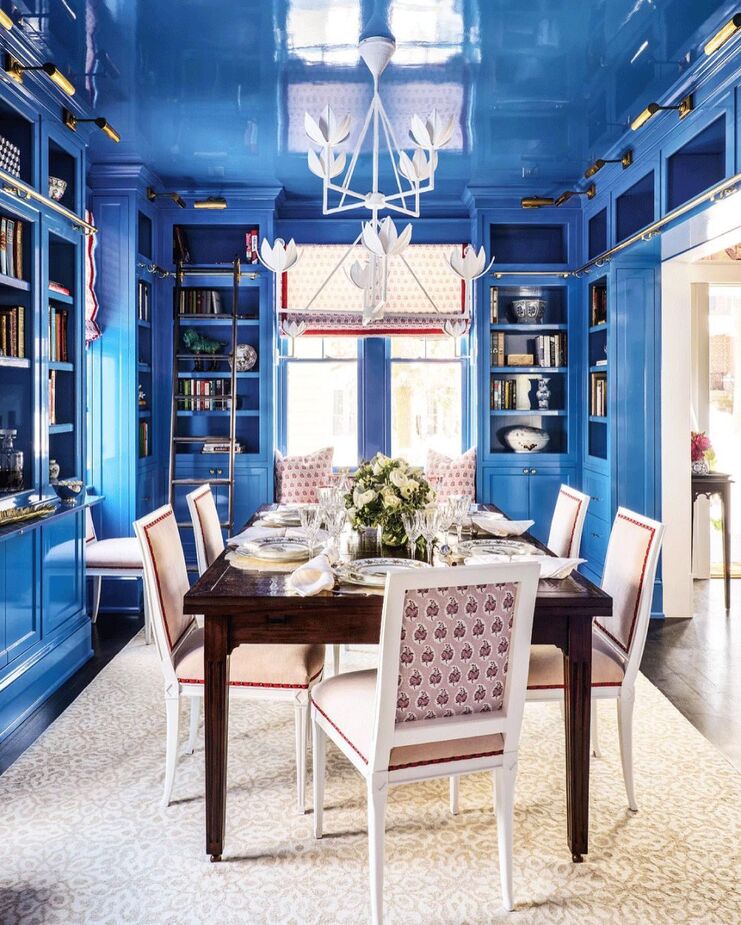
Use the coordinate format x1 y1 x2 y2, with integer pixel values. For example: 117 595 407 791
259 34 492 332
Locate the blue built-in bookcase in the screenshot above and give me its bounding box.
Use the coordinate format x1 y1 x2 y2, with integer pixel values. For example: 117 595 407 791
0 80 94 743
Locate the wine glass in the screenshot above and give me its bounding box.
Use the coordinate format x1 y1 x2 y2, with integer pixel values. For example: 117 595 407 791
324 506 346 549
401 510 422 559
299 505 322 553
449 494 472 546
436 498 455 542
419 506 440 564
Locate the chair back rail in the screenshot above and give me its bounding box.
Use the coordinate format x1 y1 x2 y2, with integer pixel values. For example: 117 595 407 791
547 485 590 558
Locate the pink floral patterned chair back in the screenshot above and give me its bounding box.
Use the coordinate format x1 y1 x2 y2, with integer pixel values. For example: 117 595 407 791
134 506 195 656
186 484 225 574
595 509 663 666
370 563 540 773
547 485 590 557
275 447 334 503
395 582 517 723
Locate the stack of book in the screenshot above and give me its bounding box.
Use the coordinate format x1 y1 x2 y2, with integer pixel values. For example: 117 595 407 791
0 305 24 357
245 229 259 264
48 371 57 424
178 379 232 411
491 331 506 367
0 218 23 279
178 289 225 315
535 333 567 367
491 378 518 410
0 135 21 178
591 372 607 417
137 280 150 321
49 280 71 297
139 420 149 457
489 287 499 323
591 286 607 326
48 306 69 362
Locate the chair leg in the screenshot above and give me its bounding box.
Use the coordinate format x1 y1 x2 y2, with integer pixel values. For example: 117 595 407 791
90 575 102 623
163 696 180 806
591 699 602 758
495 757 517 912
449 775 460 815
312 717 326 839
367 775 388 925
332 644 341 675
294 698 309 814
617 688 638 812
142 580 152 645
186 696 201 754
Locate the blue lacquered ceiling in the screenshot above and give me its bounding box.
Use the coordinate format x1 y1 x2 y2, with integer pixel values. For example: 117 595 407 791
10 0 739 200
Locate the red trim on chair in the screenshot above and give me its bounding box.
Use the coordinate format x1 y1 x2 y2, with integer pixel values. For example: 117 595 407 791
178 666 324 690
142 509 192 652
389 746 504 772
559 488 584 555
191 486 213 567
596 513 656 655
312 700 369 764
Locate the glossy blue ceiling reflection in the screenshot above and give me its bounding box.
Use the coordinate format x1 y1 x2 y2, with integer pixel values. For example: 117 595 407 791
11 0 739 202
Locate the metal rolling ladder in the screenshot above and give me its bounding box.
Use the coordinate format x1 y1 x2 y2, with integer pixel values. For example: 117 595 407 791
169 256 241 564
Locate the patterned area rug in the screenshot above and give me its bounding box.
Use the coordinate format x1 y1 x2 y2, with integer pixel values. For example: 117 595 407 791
1 636 739 925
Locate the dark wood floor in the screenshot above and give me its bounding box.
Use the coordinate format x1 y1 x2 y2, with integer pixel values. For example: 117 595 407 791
0 580 738 775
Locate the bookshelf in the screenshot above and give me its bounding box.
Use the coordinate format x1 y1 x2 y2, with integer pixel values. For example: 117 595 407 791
486 284 570 455
587 276 608 463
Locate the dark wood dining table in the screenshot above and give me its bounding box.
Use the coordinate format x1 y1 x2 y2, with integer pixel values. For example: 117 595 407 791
183 504 612 864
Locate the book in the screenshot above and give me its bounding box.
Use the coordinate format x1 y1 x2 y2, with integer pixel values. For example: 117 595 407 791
49 280 71 296
489 287 498 323
48 370 57 424
137 280 150 321
0 305 24 357
490 331 505 367
591 286 607 326
139 420 149 457
590 372 607 416
246 229 259 264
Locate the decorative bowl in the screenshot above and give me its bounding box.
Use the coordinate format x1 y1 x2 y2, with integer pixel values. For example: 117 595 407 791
511 298 546 324
48 177 67 201
52 479 85 504
229 343 257 372
500 425 550 453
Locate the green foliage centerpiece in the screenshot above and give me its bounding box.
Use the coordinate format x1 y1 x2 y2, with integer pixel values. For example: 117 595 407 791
345 453 434 547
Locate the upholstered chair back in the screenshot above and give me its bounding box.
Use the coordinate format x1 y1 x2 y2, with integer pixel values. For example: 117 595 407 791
187 484 224 575
85 506 97 544
371 563 539 773
594 508 664 685
134 506 195 667
547 485 590 557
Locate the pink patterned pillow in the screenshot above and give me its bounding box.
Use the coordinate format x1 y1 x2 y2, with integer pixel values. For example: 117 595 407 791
275 448 334 503
426 447 476 500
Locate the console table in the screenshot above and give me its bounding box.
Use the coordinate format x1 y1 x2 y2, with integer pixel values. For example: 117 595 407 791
692 471 733 609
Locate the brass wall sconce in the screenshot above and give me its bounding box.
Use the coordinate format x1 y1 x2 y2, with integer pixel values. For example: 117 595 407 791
520 196 555 209
146 187 186 209
631 93 693 131
0 10 13 29
194 197 227 210
4 54 75 96
63 109 120 142
704 13 740 55
554 184 596 207
584 150 633 179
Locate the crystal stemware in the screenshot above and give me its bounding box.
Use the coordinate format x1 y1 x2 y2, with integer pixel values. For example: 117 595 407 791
419 506 440 564
401 510 422 559
449 494 472 546
299 505 322 552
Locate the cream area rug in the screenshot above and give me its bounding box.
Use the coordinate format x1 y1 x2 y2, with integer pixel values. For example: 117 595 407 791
1 636 739 925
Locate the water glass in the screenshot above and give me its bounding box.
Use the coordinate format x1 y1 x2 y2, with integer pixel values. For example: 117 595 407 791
437 498 455 540
401 511 422 559
449 494 472 545
419 506 440 564
299 505 322 552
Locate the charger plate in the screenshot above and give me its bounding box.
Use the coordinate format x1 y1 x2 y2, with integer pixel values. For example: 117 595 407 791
335 557 430 588
454 538 539 558
237 536 311 562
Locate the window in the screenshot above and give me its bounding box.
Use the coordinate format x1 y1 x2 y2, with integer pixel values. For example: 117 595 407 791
284 337 359 467
390 338 464 465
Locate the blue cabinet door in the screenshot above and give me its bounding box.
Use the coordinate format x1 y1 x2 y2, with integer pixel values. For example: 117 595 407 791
42 513 84 635
233 467 269 531
481 468 530 520
5 530 39 663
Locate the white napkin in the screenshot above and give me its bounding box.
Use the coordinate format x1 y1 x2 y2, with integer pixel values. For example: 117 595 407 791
228 525 284 546
472 515 534 537
464 554 585 579
287 554 335 596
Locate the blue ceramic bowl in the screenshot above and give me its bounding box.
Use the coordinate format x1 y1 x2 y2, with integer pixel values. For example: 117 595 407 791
52 479 85 504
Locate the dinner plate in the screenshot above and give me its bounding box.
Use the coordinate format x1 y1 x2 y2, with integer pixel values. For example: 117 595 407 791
454 539 539 558
335 557 430 588
238 536 312 562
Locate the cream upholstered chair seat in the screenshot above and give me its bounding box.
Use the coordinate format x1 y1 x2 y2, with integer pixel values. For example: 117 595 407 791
174 627 324 689
527 635 625 690
85 536 142 570
313 669 505 771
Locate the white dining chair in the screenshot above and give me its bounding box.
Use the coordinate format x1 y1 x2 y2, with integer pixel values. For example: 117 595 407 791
547 484 590 557
527 507 664 811
84 506 150 642
188 484 343 676
134 504 325 811
311 561 540 920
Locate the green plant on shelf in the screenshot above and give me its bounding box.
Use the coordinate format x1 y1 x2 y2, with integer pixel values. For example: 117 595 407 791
182 328 225 371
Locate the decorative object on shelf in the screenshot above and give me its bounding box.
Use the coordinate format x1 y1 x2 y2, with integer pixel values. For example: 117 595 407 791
691 431 716 475
258 32 483 330
181 328 224 371
535 377 551 410
49 458 60 481
51 478 85 504
229 343 257 372
138 384 147 409
245 228 259 264
511 298 546 324
344 453 434 547
0 428 23 492
0 133 21 178
500 425 550 453
48 177 67 201
507 353 534 366
0 501 55 526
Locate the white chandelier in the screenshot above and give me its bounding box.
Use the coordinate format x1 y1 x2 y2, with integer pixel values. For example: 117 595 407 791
260 34 493 332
